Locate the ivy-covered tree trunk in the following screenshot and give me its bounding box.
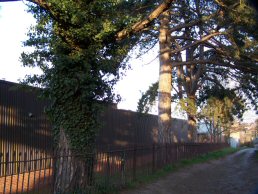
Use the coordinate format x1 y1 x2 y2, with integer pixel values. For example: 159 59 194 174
54 128 94 194
49 97 98 194
22 1 181 193
158 10 173 144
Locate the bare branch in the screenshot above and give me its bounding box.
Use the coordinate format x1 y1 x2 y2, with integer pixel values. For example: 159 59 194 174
170 12 219 33
169 32 224 55
172 59 258 74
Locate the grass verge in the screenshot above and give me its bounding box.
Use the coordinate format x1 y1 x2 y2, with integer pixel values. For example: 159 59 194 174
120 147 240 193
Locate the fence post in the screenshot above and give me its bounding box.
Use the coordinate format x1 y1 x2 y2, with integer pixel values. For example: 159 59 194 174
165 143 168 164
27 151 33 194
106 147 110 186
9 151 16 194
21 152 27 193
0 153 2 176
37 152 43 192
133 144 137 181
33 151 38 193
152 143 155 173
16 152 22 194
4 152 9 194
121 150 126 186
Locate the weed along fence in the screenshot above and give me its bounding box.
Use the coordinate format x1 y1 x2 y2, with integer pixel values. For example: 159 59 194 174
0 143 228 194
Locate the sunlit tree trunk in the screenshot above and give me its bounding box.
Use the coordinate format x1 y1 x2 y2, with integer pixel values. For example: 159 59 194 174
158 10 173 144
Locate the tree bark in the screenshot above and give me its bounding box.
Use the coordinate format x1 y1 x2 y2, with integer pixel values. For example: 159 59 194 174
54 128 94 194
158 10 173 144
116 0 175 40
187 113 197 142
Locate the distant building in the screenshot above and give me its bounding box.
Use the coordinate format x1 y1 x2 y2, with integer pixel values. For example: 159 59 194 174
197 122 226 143
229 122 257 147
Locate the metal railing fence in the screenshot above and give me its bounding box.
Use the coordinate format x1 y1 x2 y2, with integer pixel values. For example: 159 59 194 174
0 143 228 194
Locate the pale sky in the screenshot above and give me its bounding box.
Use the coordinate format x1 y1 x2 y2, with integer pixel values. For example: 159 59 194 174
0 1 160 113
0 1 40 82
0 1 257 123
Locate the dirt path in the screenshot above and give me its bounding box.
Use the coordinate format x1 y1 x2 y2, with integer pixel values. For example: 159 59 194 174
121 148 258 194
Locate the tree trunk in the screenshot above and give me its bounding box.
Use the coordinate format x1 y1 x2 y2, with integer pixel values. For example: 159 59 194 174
187 114 197 142
158 10 173 144
54 128 94 194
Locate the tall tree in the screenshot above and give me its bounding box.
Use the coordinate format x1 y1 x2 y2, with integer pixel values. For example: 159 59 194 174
138 0 258 142
158 10 173 143
21 0 179 192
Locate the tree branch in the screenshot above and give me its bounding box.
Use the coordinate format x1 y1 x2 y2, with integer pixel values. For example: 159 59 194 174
172 59 258 74
116 0 174 41
170 31 224 55
169 12 219 33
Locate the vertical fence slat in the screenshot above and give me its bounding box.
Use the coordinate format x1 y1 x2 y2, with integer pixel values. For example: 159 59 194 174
15 152 21 194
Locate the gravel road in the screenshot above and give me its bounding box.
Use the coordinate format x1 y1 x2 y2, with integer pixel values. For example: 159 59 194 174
120 148 258 194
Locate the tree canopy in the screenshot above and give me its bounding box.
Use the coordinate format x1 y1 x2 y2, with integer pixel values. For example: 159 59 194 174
21 0 167 192
9 0 258 191
22 0 160 152
137 0 258 140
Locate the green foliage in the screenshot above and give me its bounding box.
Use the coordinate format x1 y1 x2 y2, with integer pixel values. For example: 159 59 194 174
21 0 155 153
176 97 197 117
137 82 158 113
199 86 246 121
138 0 258 123
198 86 246 136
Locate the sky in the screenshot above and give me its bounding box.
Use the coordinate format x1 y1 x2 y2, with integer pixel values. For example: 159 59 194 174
0 1 160 112
0 1 39 81
0 1 257 123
